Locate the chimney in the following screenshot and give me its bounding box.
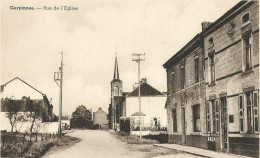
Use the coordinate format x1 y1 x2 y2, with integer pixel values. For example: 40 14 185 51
201 21 212 31
141 78 147 83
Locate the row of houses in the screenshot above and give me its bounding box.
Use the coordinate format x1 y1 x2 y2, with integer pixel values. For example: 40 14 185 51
163 1 259 157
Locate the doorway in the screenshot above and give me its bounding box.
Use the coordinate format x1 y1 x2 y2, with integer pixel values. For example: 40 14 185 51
220 97 228 150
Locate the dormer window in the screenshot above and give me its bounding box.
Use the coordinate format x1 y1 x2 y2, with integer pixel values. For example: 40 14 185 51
242 13 250 24
241 12 250 28
208 37 214 49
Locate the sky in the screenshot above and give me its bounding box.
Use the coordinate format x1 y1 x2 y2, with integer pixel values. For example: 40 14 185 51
1 0 239 115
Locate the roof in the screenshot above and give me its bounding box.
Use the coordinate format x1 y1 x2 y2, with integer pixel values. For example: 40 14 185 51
123 92 130 96
163 1 252 70
202 1 250 36
163 34 202 69
1 77 44 95
94 107 107 115
126 81 166 97
131 112 146 116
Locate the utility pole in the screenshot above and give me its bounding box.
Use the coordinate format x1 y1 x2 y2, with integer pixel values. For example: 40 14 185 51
54 51 64 136
132 53 145 140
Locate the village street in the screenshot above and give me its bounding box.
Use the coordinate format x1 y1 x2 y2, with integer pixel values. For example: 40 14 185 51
43 130 202 158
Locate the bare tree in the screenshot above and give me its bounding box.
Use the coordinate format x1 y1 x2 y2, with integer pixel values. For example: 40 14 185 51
2 97 20 132
16 113 27 132
23 96 47 140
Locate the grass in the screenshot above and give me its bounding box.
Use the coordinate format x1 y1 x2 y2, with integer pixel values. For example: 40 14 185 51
114 131 159 144
1 133 80 158
111 131 188 157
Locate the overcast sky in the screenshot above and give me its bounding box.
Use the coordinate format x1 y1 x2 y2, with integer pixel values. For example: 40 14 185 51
1 0 239 115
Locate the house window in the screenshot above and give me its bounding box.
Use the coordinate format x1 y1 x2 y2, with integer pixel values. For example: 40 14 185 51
212 100 220 133
239 94 244 132
195 56 199 83
206 100 219 133
181 66 185 89
246 92 253 133
242 13 250 24
171 72 175 93
212 100 216 133
193 104 200 132
172 107 177 132
209 54 215 83
211 100 219 133
245 91 258 133
243 34 252 70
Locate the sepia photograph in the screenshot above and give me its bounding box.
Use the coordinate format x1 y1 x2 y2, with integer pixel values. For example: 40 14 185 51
0 0 259 157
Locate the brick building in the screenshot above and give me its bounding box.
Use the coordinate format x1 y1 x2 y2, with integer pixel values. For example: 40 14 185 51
163 1 259 157
203 1 259 157
163 34 206 147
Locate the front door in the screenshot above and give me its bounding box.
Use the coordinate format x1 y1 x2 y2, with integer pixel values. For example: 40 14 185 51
220 97 228 150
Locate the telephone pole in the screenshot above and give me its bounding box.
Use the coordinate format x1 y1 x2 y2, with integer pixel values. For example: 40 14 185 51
54 51 64 136
132 53 145 140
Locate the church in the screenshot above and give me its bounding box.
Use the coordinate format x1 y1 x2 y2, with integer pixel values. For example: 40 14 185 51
108 55 167 134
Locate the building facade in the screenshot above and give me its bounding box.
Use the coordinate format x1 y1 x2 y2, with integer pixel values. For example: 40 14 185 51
163 34 206 148
203 1 259 157
125 78 167 132
93 107 108 125
163 1 259 157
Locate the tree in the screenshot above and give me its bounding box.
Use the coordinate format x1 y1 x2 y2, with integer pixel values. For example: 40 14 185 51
15 113 27 132
70 105 92 129
23 96 47 140
2 97 20 132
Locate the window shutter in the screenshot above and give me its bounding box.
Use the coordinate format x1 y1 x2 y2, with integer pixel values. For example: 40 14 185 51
239 94 244 132
215 100 219 132
253 91 258 132
206 102 210 133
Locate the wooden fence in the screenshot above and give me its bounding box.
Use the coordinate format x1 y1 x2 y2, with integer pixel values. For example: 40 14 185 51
1 132 59 145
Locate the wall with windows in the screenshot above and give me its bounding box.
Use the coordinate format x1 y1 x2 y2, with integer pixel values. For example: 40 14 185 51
204 1 259 156
204 1 259 134
165 43 205 138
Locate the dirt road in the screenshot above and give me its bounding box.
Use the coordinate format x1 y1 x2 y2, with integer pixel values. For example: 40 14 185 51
43 130 202 158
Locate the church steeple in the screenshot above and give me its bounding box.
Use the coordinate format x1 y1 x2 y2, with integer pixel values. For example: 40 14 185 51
113 53 120 80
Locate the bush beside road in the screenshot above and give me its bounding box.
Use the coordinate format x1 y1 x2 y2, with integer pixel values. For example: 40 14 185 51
1 131 80 158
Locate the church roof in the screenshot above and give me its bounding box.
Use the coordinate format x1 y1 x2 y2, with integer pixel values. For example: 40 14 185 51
131 111 146 116
126 81 166 97
113 55 120 80
94 107 107 115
